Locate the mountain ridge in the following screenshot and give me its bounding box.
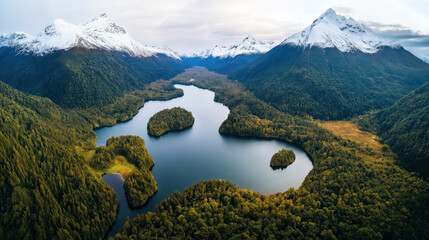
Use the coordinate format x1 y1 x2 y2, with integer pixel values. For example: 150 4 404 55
190 35 276 59
282 8 398 53
0 14 180 59
231 9 429 120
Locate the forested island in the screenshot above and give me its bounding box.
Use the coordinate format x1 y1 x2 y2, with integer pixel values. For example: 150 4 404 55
270 149 296 169
91 136 157 208
147 107 195 137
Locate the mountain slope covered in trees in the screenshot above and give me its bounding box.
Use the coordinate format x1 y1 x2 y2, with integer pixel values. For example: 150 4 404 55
0 81 118 239
359 82 429 177
230 9 429 120
0 47 186 109
231 45 429 120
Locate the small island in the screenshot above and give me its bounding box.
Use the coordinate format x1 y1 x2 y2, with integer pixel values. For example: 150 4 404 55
91 136 157 208
147 107 195 137
270 149 296 169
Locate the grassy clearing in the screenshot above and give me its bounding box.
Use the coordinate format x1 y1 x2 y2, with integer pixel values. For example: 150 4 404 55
76 146 139 179
103 155 139 178
319 120 383 154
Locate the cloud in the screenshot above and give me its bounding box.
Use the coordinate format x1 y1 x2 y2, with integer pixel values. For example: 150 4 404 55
360 21 429 62
365 21 429 45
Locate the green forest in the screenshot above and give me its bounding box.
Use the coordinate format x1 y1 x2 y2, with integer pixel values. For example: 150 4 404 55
111 67 429 240
1 65 428 239
147 107 195 137
270 149 296 169
0 48 186 109
358 82 429 178
231 46 429 120
0 76 184 239
90 136 157 208
0 81 117 239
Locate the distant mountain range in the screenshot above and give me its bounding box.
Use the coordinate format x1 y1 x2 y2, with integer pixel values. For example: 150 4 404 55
0 14 186 109
189 35 276 59
231 8 429 120
182 36 276 73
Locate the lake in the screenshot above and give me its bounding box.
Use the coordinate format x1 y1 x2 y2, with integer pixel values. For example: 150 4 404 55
96 84 313 238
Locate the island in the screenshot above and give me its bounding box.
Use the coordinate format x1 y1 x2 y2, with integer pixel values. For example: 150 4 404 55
91 136 157 208
270 149 296 169
147 107 195 137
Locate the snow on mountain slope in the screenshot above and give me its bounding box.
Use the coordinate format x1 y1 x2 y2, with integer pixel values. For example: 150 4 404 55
0 14 180 59
282 8 398 53
0 32 33 48
195 36 276 59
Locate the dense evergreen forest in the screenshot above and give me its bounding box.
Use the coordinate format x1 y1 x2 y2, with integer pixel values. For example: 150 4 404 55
0 47 186 109
147 107 195 137
115 67 429 239
90 136 157 208
0 77 184 239
270 149 296 169
1 63 428 239
358 82 429 178
0 82 118 239
82 80 184 127
231 45 429 120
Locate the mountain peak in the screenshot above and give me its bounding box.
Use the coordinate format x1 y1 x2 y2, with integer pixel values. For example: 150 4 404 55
320 8 336 17
243 35 256 41
282 8 398 53
0 15 180 59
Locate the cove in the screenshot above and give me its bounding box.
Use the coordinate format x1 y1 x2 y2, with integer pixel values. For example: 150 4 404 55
96 84 313 238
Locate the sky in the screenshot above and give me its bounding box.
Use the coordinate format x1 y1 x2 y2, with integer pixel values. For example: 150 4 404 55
1 0 428 59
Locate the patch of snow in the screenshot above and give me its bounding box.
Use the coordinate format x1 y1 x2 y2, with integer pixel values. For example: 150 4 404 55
282 8 399 53
0 32 33 48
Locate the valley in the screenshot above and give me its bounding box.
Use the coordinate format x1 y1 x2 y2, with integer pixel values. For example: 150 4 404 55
95 82 313 238
0 6 428 240
114 67 429 239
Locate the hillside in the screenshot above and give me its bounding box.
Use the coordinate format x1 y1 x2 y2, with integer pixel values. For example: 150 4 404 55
0 48 185 109
359 82 429 177
0 81 117 239
231 10 429 120
0 14 186 110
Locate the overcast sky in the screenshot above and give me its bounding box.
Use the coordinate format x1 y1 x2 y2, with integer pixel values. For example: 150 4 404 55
1 0 428 59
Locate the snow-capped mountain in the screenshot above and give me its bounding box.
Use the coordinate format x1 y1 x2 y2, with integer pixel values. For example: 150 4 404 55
195 36 276 59
0 14 180 59
232 8 429 120
282 8 398 53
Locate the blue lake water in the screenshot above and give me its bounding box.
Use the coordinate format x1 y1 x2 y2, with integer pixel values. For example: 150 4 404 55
97 84 313 238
